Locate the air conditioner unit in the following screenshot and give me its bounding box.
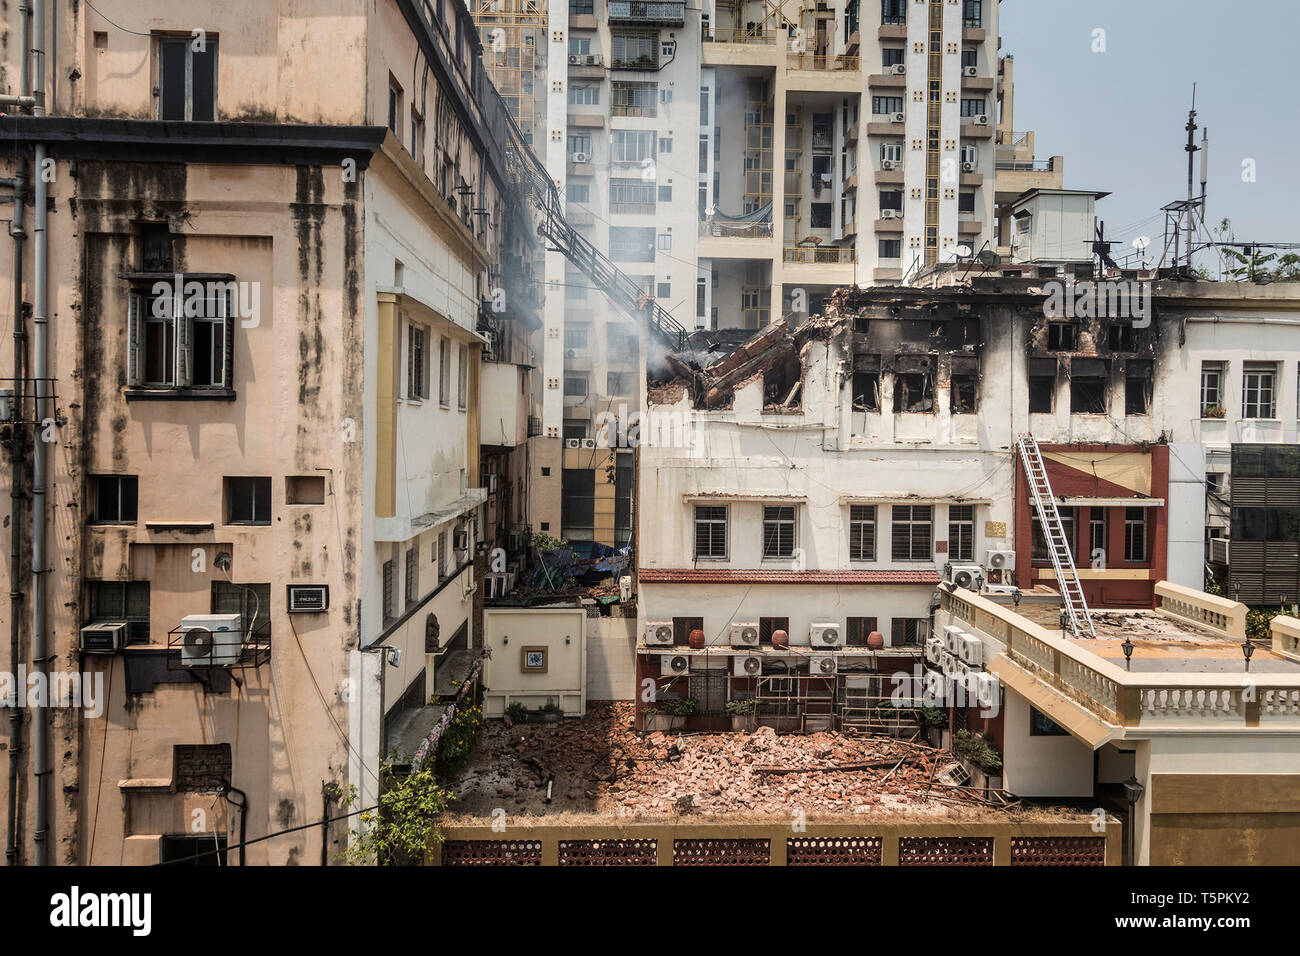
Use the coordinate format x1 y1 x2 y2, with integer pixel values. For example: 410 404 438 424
734 654 762 677
959 634 984 668
568 54 580 65
80 622 127 654
943 624 966 654
984 549 1016 587
580 438 597 449
661 653 691 675
730 622 760 648
891 112 905 123
646 621 675 646
565 438 582 449
923 637 944 665
945 562 983 591
882 160 900 171
177 614 243 668
453 529 469 551
881 208 901 220
810 623 843 648
485 473 498 494
963 66 978 77
891 63 906 75
809 655 837 676
940 651 960 679
961 161 975 173
962 665 980 696
976 672 1001 709
572 151 590 164
507 530 525 552
974 114 989 125
287 584 329 613
1209 538 1229 566
584 54 603 66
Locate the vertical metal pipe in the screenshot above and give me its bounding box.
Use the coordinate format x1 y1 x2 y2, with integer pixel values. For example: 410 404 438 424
6 170 26 867
31 0 50 867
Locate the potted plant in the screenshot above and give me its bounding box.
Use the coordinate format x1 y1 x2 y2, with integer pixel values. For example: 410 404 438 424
536 701 564 724
725 697 757 731
644 696 699 732
919 706 948 748
953 729 1004 792
504 701 528 724
1202 405 1226 420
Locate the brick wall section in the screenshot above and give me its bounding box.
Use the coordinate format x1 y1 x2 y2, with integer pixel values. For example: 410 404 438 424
174 744 232 791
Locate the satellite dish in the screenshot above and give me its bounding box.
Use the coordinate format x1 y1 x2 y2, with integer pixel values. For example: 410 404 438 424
1132 236 1151 252
955 244 973 259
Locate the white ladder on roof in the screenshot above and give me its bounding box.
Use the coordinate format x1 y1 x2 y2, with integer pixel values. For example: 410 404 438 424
1016 434 1095 637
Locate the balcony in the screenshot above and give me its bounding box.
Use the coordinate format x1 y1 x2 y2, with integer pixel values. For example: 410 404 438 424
783 243 855 264
994 155 1063 204
567 53 607 78
608 0 684 26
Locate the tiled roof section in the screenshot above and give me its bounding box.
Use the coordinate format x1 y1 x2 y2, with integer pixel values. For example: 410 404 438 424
639 569 942 585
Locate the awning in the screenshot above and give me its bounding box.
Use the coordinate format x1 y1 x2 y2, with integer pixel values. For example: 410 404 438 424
987 656 1117 750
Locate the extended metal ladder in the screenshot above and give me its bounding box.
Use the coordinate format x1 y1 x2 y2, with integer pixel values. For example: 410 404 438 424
494 91 689 352
1016 434 1095 636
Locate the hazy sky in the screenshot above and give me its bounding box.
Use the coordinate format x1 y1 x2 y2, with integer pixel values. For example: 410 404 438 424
999 0 1300 268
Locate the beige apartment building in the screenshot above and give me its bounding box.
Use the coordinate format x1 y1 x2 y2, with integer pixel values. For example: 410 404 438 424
0 0 539 865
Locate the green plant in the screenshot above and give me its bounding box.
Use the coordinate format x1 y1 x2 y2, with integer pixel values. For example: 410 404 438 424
919 706 948 729
1247 607 1283 645
339 765 450 866
539 701 565 715
504 701 528 723
953 729 1003 774
435 704 483 780
649 697 699 717
530 530 569 552
1202 405 1226 419
725 697 756 716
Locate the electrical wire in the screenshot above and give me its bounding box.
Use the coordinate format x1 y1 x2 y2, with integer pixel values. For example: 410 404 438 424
152 802 380 866
83 0 155 37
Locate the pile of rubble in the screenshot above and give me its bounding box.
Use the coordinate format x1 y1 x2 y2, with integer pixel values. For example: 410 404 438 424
448 702 1004 820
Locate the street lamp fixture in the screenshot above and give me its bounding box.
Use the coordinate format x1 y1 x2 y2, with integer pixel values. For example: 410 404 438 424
1121 636 1135 671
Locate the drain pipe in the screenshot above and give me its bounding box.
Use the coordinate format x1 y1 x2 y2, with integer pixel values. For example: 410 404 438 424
30 0 51 867
4 169 26 867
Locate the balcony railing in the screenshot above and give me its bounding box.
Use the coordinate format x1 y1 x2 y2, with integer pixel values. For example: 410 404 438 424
700 220 773 239
787 53 860 72
995 158 1056 172
783 243 856 264
608 0 685 26
702 26 778 45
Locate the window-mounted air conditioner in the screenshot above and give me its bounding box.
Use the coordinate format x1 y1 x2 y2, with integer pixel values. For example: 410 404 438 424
287 585 329 613
80 622 127 654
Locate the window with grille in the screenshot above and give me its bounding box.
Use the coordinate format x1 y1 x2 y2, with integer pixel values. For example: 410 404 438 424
611 81 657 117
891 505 932 561
609 226 656 261
408 323 428 399
891 618 928 647
960 98 986 117
88 581 151 644
846 617 879 647
458 346 468 409
1031 506 1077 562
611 31 658 69
762 506 796 559
672 616 703 647
438 337 450 405
609 179 656 213
849 505 876 561
1124 508 1147 562
211 582 271 631
759 617 789 645
694 506 727 559
948 505 975 562
437 531 448 581
405 547 419 608
1200 361 1225 416
382 559 396 625
611 130 655 163
127 280 234 390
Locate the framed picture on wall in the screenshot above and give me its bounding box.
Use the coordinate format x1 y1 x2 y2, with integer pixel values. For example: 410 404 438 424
521 646 548 673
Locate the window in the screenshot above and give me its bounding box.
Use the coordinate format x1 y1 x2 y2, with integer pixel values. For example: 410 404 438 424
407 323 428 399
609 226 655 261
611 31 658 69
759 617 789 646
1089 511 1107 563
810 203 832 229
673 616 704 647
891 618 928 647
1029 373 1055 413
568 84 599 106
88 581 150 644
568 36 592 56
878 239 902 259
762 506 796 559
893 370 934 413
960 98 986 118
951 373 977 414
699 87 710 123
696 277 707 318
960 144 977 165
382 559 396 625
656 233 672 251
1124 508 1147 562
1125 360 1152 416
285 475 325 505
161 834 227 866
880 142 903 164
563 375 588 397
659 134 673 153
567 133 591 157
405 546 419 608
127 281 233 389
1200 361 1225 416
611 80 657 116
963 0 983 28
1108 323 1135 351
658 184 672 202
849 505 876 561
410 106 424 166
458 346 468 409
879 189 903 212
1047 323 1076 351
846 617 879 647
1242 363 1276 419
853 369 880 411
872 96 904 115
891 505 932 561
158 36 218 121
961 48 978 69
958 191 976 214
211 582 271 629
607 371 632 395
564 327 588 349
882 0 906 25
437 531 448 581
948 504 975 562
387 77 403 135
609 178 656 212
1071 373 1108 415
1029 706 1069 736
699 134 709 174
438 337 450 405
226 477 271 524
882 48 905 67
566 183 590 203
1032 506 1076 562
92 475 138 524
694 505 728 559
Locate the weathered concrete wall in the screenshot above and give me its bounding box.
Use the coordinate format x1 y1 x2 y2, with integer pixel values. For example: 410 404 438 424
586 612 636 701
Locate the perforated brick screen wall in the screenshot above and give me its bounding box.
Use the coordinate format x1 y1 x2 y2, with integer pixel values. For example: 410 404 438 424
673 838 770 866
898 836 994 866
441 840 542 866
558 839 657 865
787 836 883 866
1009 836 1106 866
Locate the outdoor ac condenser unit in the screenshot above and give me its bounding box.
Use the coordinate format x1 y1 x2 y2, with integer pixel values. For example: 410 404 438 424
646 622 674 646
